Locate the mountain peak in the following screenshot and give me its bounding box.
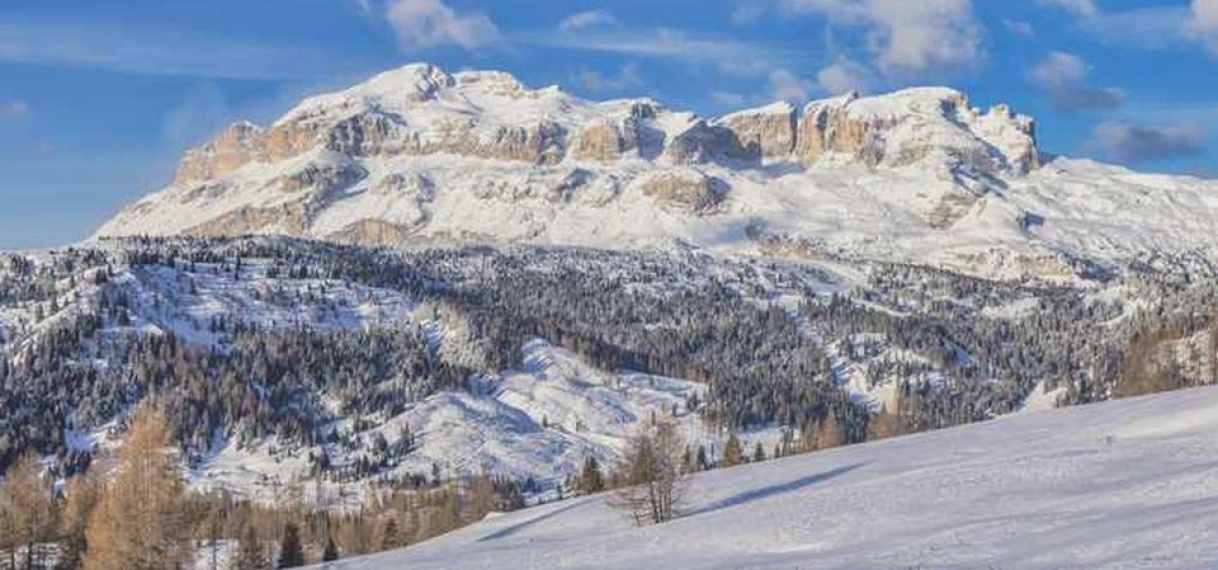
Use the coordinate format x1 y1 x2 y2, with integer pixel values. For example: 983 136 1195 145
95 63 1127 279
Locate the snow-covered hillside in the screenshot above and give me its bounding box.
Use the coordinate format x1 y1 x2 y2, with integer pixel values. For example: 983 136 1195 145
314 386 1218 570
94 63 1218 280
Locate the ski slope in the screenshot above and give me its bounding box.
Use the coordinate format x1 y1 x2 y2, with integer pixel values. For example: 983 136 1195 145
314 387 1218 570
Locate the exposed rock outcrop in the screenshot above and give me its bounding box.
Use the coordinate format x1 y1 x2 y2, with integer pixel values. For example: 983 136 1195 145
639 170 727 213
715 103 798 162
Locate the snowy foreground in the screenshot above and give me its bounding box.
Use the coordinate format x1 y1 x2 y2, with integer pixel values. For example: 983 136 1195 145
312 387 1218 570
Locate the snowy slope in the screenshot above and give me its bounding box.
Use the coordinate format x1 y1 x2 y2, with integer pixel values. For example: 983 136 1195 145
315 386 1218 570
193 339 779 504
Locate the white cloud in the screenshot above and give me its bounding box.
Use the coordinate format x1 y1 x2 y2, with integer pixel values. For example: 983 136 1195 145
1034 0 1098 19
1087 121 1206 163
162 84 230 146
711 91 747 106
781 0 984 77
385 0 501 51
0 20 369 80
1028 52 1124 112
353 0 375 16
1080 6 1191 50
572 62 644 93
731 3 769 26
531 28 795 75
558 10 619 32
768 69 816 103
1003 20 1036 38
816 58 871 95
1186 0 1218 53
1 100 30 119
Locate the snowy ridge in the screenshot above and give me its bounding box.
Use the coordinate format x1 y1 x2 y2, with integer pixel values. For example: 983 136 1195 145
312 386 1218 570
90 63 1218 281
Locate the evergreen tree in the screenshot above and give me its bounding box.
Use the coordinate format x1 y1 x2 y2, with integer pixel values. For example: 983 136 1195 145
752 442 766 463
579 456 605 494
277 522 306 569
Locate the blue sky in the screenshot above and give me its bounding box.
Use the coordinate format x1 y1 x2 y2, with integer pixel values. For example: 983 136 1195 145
1 0 1217 248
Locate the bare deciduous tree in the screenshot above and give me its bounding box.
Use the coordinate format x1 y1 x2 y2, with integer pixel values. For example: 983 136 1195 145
609 417 687 526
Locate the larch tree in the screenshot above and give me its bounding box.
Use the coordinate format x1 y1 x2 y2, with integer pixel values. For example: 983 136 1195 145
276 522 305 569
55 476 100 570
82 407 191 570
0 499 21 570
722 433 744 467
232 525 270 570
322 537 340 562
5 452 58 570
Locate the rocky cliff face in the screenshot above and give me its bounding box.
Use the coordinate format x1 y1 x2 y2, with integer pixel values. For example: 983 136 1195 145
797 89 1040 177
167 64 1039 187
715 103 798 163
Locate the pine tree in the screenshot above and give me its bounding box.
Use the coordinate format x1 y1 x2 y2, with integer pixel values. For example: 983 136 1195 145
752 442 766 463
579 456 605 494
232 525 269 570
82 407 190 570
277 522 306 569
722 433 744 467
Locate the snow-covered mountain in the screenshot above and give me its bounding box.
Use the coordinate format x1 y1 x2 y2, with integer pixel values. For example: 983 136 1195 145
95 63 1218 279
307 386 1218 570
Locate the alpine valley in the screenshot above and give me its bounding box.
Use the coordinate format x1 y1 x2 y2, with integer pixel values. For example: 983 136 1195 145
4 63 1218 517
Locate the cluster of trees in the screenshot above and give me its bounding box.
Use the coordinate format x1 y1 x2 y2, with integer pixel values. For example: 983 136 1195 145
0 406 529 569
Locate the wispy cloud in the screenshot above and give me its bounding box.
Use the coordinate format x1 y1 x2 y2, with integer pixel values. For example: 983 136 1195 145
1086 121 1207 163
1079 6 1192 50
571 62 645 94
1186 0 1218 54
384 0 501 51
1003 20 1035 38
1034 0 1098 19
529 27 802 75
558 10 620 32
1 100 29 120
1028 52 1124 112
0 18 375 80
816 57 872 95
711 91 747 106
780 0 985 77
1031 2 1198 52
